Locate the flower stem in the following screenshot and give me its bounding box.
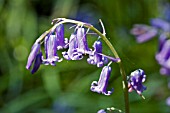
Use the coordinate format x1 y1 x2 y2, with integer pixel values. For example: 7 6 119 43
38 18 130 113
118 62 130 113
88 21 130 113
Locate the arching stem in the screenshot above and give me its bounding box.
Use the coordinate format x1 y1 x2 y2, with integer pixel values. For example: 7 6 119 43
37 18 130 113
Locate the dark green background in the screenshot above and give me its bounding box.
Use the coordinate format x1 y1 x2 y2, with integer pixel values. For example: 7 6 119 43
0 0 169 113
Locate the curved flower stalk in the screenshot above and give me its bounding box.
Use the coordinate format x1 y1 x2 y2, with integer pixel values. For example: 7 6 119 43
128 69 146 97
25 18 147 113
90 66 114 95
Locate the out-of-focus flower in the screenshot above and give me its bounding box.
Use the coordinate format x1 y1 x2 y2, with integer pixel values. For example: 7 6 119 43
163 3 170 21
128 69 147 95
151 18 170 32
130 24 157 43
97 109 106 113
91 66 114 95
53 99 75 113
155 38 170 75
157 33 168 52
26 41 42 74
155 35 170 65
55 24 68 50
166 97 170 106
160 67 170 75
43 34 61 66
62 33 83 60
87 40 108 67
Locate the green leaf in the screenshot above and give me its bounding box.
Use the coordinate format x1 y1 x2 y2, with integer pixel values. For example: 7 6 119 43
0 88 48 113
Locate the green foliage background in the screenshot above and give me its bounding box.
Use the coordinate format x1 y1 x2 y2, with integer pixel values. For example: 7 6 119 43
0 0 170 113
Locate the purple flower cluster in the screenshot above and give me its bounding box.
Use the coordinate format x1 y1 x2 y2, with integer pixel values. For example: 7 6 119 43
26 22 120 95
128 69 147 95
131 18 170 76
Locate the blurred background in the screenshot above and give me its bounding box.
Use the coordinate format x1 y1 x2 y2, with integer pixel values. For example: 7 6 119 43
0 0 170 113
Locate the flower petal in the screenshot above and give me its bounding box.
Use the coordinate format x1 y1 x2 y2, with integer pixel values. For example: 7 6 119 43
26 41 41 70
90 66 113 95
31 52 42 74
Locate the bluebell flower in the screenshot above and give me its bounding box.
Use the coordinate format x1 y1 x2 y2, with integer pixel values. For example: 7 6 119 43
62 33 83 60
87 40 108 67
97 109 106 113
43 34 62 66
130 24 158 43
26 41 42 74
31 52 42 74
128 69 146 95
151 18 170 32
62 27 91 60
91 66 114 96
76 27 90 54
55 24 68 50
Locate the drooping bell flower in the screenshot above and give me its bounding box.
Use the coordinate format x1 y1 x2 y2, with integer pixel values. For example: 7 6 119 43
76 28 89 54
26 41 42 74
31 52 42 74
128 69 147 95
55 24 68 50
43 34 61 66
130 24 158 43
90 66 114 96
150 18 170 32
87 40 108 67
62 33 83 60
